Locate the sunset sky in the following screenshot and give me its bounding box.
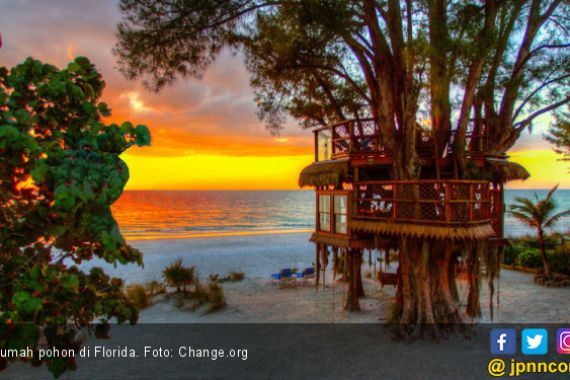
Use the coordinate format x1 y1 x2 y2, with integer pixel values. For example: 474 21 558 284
1 0 568 190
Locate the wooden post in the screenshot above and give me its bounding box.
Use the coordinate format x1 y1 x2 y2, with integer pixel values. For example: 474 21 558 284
469 184 474 222
445 184 451 223
348 120 355 152
313 130 318 162
392 184 398 221
315 191 320 231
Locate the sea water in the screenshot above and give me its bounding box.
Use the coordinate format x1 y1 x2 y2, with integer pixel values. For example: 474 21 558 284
112 189 570 240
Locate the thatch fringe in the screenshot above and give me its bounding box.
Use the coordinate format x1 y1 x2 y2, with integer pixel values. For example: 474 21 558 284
299 160 350 188
310 232 368 249
350 220 495 241
486 158 530 183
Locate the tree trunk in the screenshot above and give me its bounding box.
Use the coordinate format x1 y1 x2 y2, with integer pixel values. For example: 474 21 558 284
355 250 365 298
538 229 552 278
344 248 361 312
449 250 460 302
396 238 462 339
466 242 482 318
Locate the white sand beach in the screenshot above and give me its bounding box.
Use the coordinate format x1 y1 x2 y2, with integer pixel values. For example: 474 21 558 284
82 232 570 324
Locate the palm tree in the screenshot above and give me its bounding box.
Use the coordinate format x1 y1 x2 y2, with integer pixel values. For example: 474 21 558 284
508 185 570 278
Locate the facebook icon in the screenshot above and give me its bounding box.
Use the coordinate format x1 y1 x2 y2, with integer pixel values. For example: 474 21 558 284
491 329 516 355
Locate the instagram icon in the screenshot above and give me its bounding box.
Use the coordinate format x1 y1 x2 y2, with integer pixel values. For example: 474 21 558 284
558 328 570 354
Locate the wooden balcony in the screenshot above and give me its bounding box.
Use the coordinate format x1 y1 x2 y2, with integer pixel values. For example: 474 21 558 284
313 118 435 163
354 180 492 225
350 180 499 240
312 119 507 165
313 118 389 162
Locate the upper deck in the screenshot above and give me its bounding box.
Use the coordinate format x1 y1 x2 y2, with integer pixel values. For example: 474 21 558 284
312 118 494 165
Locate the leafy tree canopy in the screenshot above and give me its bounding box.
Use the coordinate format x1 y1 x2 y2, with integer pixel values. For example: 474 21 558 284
546 105 570 168
115 0 569 178
0 57 150 377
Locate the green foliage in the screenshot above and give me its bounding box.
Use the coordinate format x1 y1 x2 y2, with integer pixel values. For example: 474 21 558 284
210 271 245 283
126 284 150 309
548 248 570 276
515 249 542 269
0 57 150 376
145 280 166 297
162 260 195 293
546 106 570 169
502 244 521 266
206 281 226 313
227 271 245 282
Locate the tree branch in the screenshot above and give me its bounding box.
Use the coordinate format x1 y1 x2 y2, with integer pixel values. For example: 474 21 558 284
514 96 570 131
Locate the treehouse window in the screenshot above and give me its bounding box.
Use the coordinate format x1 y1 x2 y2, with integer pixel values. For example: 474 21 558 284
318 195 331 232
334 195 348 234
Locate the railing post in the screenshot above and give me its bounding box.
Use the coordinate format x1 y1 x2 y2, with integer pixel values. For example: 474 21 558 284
315 191 320 231
469 184 474 222
392 184 398 221
445 183 451 223
313 130 318 162
348 120 355 152
331 126 336 157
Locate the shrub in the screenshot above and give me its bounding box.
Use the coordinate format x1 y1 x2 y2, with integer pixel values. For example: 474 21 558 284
163 260 195 293
206 281 226 313
126 284 150 309
216 271 246 282
227 271 245 282
189 277 209 310
547 249 570 275
515 249 542 269
146 280 166 297
503 245 523 266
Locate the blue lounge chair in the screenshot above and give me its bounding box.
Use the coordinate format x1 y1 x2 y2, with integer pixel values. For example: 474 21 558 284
296 267 316 285
271 268 293 280
271 268 296 287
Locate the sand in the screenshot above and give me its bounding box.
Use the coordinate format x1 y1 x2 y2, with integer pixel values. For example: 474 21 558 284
81 232 569 324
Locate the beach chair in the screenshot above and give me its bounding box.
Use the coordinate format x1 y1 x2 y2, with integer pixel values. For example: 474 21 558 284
296 267 316 286
271 268 296 287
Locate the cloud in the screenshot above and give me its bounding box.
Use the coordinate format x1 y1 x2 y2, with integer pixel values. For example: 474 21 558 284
0 0 312 160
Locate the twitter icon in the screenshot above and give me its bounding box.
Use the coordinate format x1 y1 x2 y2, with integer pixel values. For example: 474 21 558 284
522 329 548 355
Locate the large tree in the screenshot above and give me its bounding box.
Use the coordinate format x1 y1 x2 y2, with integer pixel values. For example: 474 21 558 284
0 57 150 376
546 105 570 168
115 0 570 336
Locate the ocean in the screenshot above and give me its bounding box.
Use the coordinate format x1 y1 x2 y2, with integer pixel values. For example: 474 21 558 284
112 189 570 240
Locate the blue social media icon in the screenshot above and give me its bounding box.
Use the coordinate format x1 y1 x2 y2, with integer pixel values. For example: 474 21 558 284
491 329 516 355
522 329 548 355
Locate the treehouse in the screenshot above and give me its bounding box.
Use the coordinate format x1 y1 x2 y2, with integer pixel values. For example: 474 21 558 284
299 118 529 308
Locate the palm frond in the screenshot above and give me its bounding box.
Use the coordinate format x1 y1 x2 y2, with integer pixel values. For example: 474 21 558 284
544 208 570 229
545 184 560 203
508 211 538 228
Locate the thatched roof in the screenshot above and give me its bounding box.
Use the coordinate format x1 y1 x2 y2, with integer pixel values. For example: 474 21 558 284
486 158 530 183
310 232 369 249
350 220 495 241
298 159 351 188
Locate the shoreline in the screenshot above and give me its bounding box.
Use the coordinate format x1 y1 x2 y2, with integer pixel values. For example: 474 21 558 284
123 228 313 242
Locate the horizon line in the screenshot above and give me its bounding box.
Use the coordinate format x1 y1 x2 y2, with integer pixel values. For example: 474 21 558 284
122 187 570 191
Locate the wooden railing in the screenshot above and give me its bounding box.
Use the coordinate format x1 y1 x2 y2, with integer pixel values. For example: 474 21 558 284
448 130 487 156
313 119 501 163
353 180 492 226
314 118 389 161
313 119 438 162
